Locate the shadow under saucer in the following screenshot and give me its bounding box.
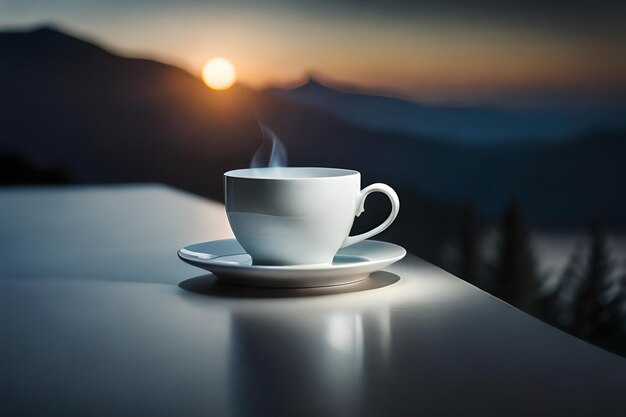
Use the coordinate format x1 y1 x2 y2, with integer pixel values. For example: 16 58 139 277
178 271 400 299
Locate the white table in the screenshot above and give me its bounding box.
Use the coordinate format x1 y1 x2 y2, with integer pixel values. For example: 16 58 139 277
2 185 625 417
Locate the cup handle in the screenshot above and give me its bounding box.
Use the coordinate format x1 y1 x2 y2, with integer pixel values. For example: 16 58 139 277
341 183 400 248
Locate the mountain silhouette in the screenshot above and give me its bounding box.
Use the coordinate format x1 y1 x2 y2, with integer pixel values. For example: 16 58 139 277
1 25 626 253
0 25 263 198
268 75 626 143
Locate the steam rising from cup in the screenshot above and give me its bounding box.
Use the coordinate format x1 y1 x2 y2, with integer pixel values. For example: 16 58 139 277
250 122 288 168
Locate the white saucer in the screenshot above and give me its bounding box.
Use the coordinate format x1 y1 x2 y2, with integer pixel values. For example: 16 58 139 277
177 239 406 288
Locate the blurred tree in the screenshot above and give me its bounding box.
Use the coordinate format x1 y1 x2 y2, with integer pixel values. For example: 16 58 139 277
459 201 481 286
611 269 626 353
602 271 626 355
572 226 619 341
491 200 541 313
551 242 586 328
0 153 69 185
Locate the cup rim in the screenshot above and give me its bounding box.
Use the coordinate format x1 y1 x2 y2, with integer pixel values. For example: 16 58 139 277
224 167 359 180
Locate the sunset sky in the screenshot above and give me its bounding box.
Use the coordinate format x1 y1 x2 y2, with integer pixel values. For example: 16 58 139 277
1 0 625 105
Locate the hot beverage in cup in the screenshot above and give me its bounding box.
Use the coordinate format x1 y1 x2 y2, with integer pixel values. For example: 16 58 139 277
225 167 399 266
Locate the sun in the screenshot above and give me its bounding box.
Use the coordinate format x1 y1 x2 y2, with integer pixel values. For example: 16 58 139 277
202 57 236 91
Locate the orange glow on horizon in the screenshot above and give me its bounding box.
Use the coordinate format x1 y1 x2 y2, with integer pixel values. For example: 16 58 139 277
202 58 236 90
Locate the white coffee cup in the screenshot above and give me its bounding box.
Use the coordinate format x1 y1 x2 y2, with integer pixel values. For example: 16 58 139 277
224 167 399 265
